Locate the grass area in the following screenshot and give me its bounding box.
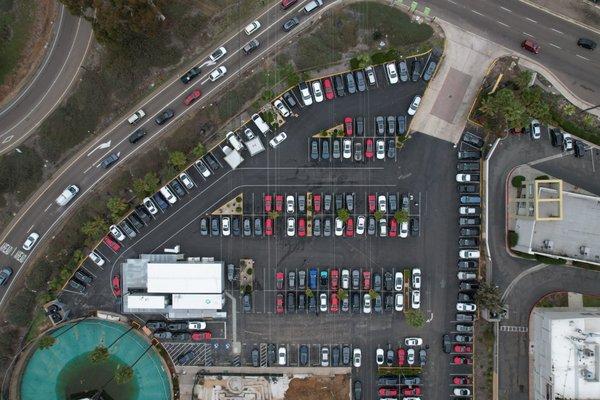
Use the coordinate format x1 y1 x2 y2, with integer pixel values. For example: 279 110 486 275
536 292 568 307
583 295 600 307
0 0 35 85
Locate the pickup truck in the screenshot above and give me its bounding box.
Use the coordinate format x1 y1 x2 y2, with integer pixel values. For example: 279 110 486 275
55 185 79 206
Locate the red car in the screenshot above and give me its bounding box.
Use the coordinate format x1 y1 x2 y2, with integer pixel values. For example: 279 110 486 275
298 218 306 237
265 218 273 236
362 271 371 290
330 293 339 312
103 235 121 252
344 117 353 136
453 356 473 365
388 218 398 237
521 39 540 54
191 331 212 341
276 293 284 314
184 89 202 106
264 194 273 213
112 274 122 297
402 387 422 396
365 138 374 159
397 348 406 366
275 194 283 212
453 344 472 353
313 194 321 213
280 0 297 9
330 269 339 290
378 388 398 397
368 194 376 213
322 78 334 100
276 272 284 290
345 217 354 237
452 376 472 385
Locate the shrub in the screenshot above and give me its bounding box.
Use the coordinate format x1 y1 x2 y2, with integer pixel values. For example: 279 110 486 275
511 175 525 188
405 309 425 328
507 230 519 247
38 335 57 350
535 175 549 180
535 254 566 265
371 49 398 64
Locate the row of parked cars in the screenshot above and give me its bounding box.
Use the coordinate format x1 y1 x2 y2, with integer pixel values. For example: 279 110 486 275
310 137 397 161
374 338 426 399
145 320 212 342
251 342 361 369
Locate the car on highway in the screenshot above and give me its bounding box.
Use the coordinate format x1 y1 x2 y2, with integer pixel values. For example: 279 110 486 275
128 128 147 144
244 20 261 35
155 108 175 125
180 67 201 84
209 46 227 62
183 89 202 106
282 16 300 32
209 66 227 81
521 39 540 54
22 232 40 251
127 109 146 124
101 153 120 169
242 38 260 54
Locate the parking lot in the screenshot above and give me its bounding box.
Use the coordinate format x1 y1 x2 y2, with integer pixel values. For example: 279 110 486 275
58 59 467 399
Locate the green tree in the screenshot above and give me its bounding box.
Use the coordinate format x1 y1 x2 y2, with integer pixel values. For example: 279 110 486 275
106 197 128 222
405 309 425 328
514 70 532 91
305 288 314 298
268 211 281 220
114 365 134 385
394 210 409 223
89 345 109 363
132 172 160 199
374 210 384 221
81 217 109 242
475 282 505 313
480 88 528 131
368 289 379 299
38 335 56 350
192 143 206 159
355 53 371 69
337 208 350 222
521 87 550 122
168 151 187 170
337 289 348 300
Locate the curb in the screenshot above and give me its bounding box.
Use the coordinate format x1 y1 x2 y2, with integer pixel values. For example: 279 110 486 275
515 0 600 36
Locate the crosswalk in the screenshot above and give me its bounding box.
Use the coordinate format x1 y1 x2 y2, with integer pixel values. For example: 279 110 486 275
500 325 528 333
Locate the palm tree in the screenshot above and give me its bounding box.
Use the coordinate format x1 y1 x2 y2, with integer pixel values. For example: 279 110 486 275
114 365 134 384
89 345 109 363
38 335 56 350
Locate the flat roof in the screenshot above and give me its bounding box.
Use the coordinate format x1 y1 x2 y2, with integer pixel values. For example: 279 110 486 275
126 295 166 310
171 294 224 310
146 262 223 294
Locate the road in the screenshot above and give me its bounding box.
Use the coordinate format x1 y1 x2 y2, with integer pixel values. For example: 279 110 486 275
0 2 93 154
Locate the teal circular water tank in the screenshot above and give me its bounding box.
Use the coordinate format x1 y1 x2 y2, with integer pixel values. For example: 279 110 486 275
19 319 171 400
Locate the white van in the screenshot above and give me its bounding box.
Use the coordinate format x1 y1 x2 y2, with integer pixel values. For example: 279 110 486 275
251 113 271 136
304 0 323 13
226 131 244 151
160 186 177 204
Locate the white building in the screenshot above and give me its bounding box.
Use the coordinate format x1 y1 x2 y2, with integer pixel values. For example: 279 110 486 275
121 254 225 319
531 308 600 400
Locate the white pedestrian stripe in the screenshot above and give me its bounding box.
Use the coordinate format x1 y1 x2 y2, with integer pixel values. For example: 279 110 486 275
500 325 528 332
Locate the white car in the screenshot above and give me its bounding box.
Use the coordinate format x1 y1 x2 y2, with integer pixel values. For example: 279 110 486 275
22 232 39 251
286 195 295 213
269 132 287 148
407 348 415 365
459 206 478 215
411 290 421 309
378 195 387 212
109 225 126 242
562 133 573 151
407 95 421 116
456 174 477 182
376 139 385 160
363 294 372 313
379 218 388 237
341 269 350 289
160 186 177 204
458 271 477 280
222 216 231 236
273 99 290 117
127 109 146 124
244 20 261 35
287 217 296 236
411 268 421 289
454 388 471 396
395 293 404 311
530 119 541 139
320 346 330 366
278 346 287 365
334 217 344 236
356 215 366 235
209 66 227 81
459 249 480 259
311 80 324 102
89 251 105 267
320 293 328 312
457 303 477 312
299 82 313 106
386 62 399 84
405 337 423 346
364 66 376 85
188 321 207 330
353 348 362 367
394 272 403 291
375 348 385 365
400 221 409 238
342 138 352 159
179 172 194 189
143 197 158 215
196 160 212 178
209 46 227 62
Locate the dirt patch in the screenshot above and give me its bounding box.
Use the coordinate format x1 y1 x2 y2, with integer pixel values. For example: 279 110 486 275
0 1 57 106
474 321 494 400
285 375 350 400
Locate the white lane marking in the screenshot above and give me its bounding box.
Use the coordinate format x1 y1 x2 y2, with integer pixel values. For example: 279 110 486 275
525 17 537 23
44 203 53 213
551 28 564 34
87 140 112 157
27 225 34 233
471 10 484 16
446 0 457 4
576 54 589 60
500 6 512 12
83 165 93 174
2 135 13 143
497 21 510 27
523 31 534 37
549 43 561 49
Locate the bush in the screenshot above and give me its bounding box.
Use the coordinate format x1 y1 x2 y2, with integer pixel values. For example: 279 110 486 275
535 254 566 265
405 309 425 328
507 230 519 247
535 175 549 180
337 208 350 222
371 49 398 64
511 175 525 188
394 210 409 223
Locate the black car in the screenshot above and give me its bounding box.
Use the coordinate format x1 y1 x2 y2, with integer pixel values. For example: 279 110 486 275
310 139 319 160
457 162 480 172
75 269 93 285
460 227 480 236
550 128 563 147
0 267 13 286
342 345 351 365
443 334 452 353
180 66 201 84
355 116 365 136
308 295 317 313
574 140 586 158
384 272 393 291
299 345 309 366
120 219 136 238
205 153 220 170
129 128 147 144
155 108 175 125
200 217 209 236
167 322 187 331
458 292 473 302
353 380 362 400
386 348 395 366
373 273 382 291
242 38 260 54
101 153 120 169
68 278 87 294
172 332 190 341
335 193 343 211
298 293 306 310
397 115 406 135
410 217 419 237
387 139 396 159
331 345 340 366
153 193 169 210
355 70 366 92
459 237 479 247
134 205 152 224
384 294 394 311
345 73 356 94
460 282 479 291
351 292 360 313
254 217 262 236
211 217 220 236
168 179 185 198
462 131 484 148
377 376 398 386
411 59 422 81
267 343 276 365
177 350 196 365
282 17 299 31
287 292 295 312
458 260 478 270
153 331 172 340
128 214 144 231
231 216 241 236
577 37 597 50
334 75 345 97
458 150 481 159
459 216 480 226
243 293 252 312
283 91 297 108
251 348 260 367
458 184 479 194
243 217 252 236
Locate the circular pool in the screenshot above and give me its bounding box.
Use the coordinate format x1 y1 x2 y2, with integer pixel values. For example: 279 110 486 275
19 319 171 400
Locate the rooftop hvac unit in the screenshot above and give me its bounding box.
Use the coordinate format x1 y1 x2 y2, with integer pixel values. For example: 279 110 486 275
581 369 594 381
543 240 554 250
580 246 590 256
583 348 595 357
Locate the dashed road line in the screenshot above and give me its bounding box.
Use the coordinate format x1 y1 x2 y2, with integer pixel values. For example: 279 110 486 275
497 21 510 27
500 6 512 12
471 9 484 16
576 54 589 60
525 17 537 23
551 28 564 35
522 31 534 37
549 43 561 49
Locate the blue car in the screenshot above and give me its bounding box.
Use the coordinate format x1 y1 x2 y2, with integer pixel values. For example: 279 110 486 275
309 268 318 290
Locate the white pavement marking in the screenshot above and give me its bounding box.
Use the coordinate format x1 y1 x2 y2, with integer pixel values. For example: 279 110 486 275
551 28 564 35
525 17 537 23
549 43 561 49
446 0 457 4
576 54 589 60
500 6 512 12
501 263 547 301
87 140 112 157
528 152 566 166
496 20 510 27
43 203 53 213
471 9 484 16
522 31 534 37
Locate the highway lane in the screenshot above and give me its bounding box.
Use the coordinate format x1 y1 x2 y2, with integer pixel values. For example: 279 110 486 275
0 0 340 308
422 0 600 103
0 2 93 154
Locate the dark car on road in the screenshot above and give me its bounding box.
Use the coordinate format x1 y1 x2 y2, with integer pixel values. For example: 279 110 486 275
299 345 309 366
282 17 299 32
180 67 201 84
458 150 481 159
577 37 596 50
155 108 175 125
101 153 119 169
146 320 166 331
411 59 422 81
177 350 196 365
129 128 147 144
334 75 345 97
0 267 13 286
